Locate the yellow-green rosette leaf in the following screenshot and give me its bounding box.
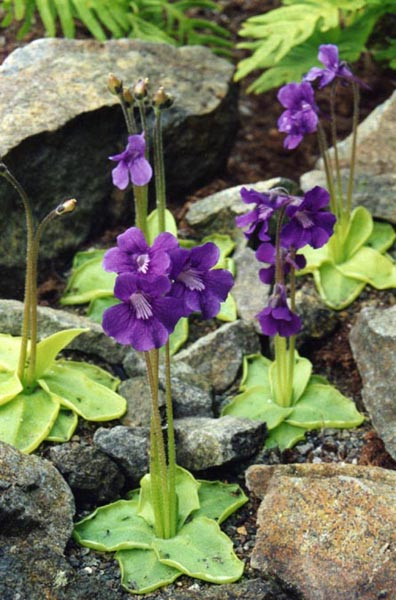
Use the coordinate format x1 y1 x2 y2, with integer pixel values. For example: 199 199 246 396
0 369 23 405
0 388 59 453
60 255 115 305
153 516 244 584
40 362 126 421
265 421 308 450
0 333 22 371
287 381 364 429
46 409 78 442
342 206 373 258
74 497 154 552
194 480 248 524
34 328 88 380
240 353 272 390
116 548 181 594
222 385 292 429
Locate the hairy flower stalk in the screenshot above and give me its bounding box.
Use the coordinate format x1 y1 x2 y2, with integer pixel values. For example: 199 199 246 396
151 85 177 537
25 199 77 389
0 162 77 388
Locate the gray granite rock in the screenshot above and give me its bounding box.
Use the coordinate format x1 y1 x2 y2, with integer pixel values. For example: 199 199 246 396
247 463 396 600
119 372 213 427
0 548 74 600
301 169 396 224
0 442 75 598
0 298 142 368
175 416 266 471
185 178 299 239
349 305 396 460
174 320 260 393
48 443 125 504
0 38 238 296
93 425 149 483
119 375 165 427
316 89 396 176
0 442 74 552
232 246 269 333
295 279 339 345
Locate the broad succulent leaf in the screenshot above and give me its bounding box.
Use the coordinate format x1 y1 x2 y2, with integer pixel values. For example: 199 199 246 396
0 387 59 453
153 516 244 583
40 362 126 421
116 547 181 594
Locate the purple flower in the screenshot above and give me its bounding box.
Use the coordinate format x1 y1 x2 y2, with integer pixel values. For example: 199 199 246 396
109 133 152 189
277 82 319 149
103 227 178 277
168 243 233 320
236 187 290 241
256 243 306 285
102 273 183 351
304 44 367 89
281 186 336 250
257 284 301 337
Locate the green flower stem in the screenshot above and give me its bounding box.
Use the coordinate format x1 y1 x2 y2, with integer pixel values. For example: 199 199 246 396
164 342 177 538
286 258 297 404
0 164 34 382
317 122 337 218
274 334 289 407
346 81 360 219
25 204 74 389
153 108 166 233
133 184 149 239
137 100 149 150
145 349 171 539
329 84 344 220
119 94 136 136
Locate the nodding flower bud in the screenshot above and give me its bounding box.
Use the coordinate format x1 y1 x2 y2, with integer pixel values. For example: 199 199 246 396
152 86 173 110
133 78 149 100
56 198 77 215
108 73 123 96
122 88 134 108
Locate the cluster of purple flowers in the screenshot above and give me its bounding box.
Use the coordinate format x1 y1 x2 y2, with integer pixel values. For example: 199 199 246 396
102 227 233 351
237 185 336 337
277 44 366 149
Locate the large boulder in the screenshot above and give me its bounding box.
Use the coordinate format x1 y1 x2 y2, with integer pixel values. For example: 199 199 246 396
0 442 75 599
349 305 396 461
0 38 238 297
247 463 396 600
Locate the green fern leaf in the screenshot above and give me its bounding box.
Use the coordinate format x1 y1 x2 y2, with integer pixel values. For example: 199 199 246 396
71 0 106 40
14 0 27 19
53 0 75 38
92 2 127 37
36 0 56 36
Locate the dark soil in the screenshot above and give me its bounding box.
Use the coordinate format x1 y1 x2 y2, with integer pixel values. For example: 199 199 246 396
2 2 396 598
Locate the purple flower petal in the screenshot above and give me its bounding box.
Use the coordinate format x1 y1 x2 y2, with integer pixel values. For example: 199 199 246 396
111 161 129 190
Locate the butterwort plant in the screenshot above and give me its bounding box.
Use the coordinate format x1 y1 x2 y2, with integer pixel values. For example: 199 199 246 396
0 163 126 453
222 185 364 450
74 76 247 594
277 44 396 309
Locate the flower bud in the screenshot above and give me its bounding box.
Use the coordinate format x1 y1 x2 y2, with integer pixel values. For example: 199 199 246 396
133 78 149 100
108 73 123 95
152 86 173 110
56 198 77 215
122 88 134 108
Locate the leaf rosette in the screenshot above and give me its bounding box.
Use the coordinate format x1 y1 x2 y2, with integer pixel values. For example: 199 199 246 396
222 353 364 450
299 207 396 309
0 329 126 452
74 466 247 594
